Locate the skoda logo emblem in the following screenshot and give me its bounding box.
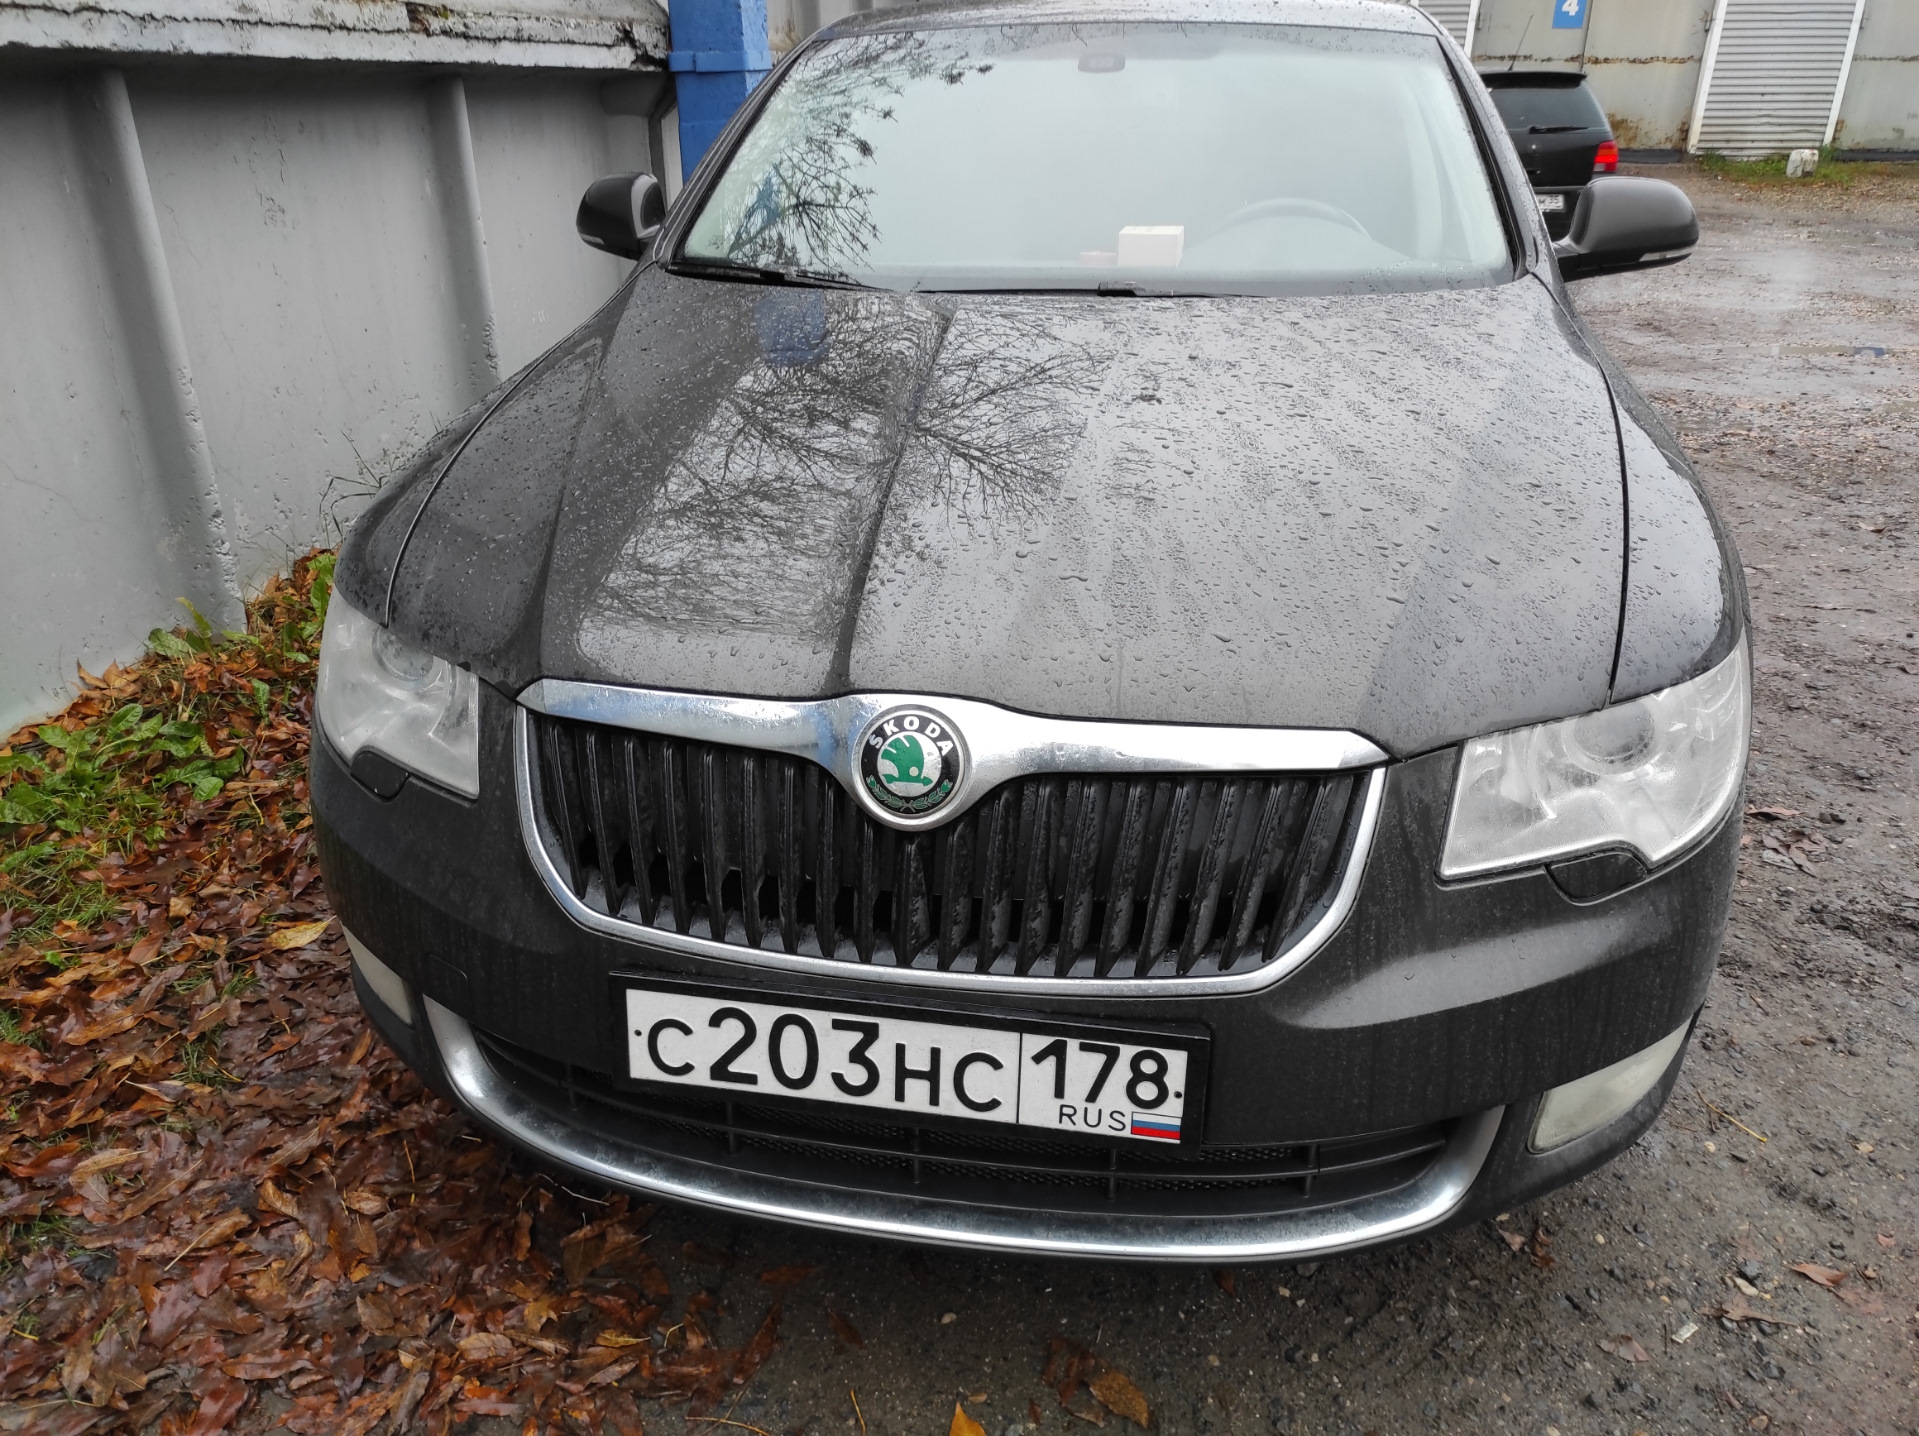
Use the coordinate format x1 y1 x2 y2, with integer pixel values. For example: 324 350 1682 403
858 707 965 820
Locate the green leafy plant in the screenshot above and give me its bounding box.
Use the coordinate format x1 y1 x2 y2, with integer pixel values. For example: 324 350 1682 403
0 552 333 947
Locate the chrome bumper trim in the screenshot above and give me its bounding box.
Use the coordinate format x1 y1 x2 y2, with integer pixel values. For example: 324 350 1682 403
513 706 1386 996
426 996 1501 1262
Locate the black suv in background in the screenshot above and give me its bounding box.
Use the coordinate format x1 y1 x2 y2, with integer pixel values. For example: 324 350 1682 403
1481 71 1618 238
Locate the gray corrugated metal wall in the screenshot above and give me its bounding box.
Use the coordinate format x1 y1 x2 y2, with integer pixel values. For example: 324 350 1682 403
1690 0 1865 157
0 56 664 733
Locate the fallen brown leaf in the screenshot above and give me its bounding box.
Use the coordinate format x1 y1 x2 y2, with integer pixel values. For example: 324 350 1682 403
828 1308 865 1349
256 1177 301 1219
66 1146 139 1186
0 556 802 1435
951 1402 989 1436
1528 1226 1555 1270
1700 1296 1773 1324
265 918 331 951
184 1374 250 1436
167 1208 251 1267
355 1293 397 1336
1788 1262 1847 1289
457 1332 520 1364
1088 1369 1152 1428
759 1262 821 1289
1599 1334 1651 1363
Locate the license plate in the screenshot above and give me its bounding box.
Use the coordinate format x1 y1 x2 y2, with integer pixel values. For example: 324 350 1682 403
1536 192 1567 212
619 981 1203 1144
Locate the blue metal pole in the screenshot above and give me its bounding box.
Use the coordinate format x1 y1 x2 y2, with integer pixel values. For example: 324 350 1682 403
667 0 771 178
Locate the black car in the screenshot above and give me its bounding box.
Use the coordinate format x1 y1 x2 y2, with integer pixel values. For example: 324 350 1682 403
314 0 1739 1261
1481 70 1619 239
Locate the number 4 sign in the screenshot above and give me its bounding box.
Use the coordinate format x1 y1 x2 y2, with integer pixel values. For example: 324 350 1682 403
1552 0 1588 28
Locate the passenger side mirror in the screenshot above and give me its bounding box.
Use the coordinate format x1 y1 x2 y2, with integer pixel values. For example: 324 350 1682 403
576 172 666 261
1553 176 1698 282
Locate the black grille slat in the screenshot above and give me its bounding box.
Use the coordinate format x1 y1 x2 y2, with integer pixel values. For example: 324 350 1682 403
1058 778 1102 975
1134 779 1196 976
854 820 880 964
529 715 1368 980
619 734 657 922
936 818 972 970
540 720 583 896
1097 780 1150 978
813 769 840 960
1180 779 1242 975
1268 773 1358 962
776 762 800 954
900 836 932 961
740 754 766 949
981 788 1015 965
699 746 727 939
1015 780 1059 975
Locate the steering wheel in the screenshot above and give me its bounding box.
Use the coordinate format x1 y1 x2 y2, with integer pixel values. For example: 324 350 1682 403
1214 197 1372 240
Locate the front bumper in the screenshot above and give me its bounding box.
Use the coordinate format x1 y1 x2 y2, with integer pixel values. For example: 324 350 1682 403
316 685 1735 1259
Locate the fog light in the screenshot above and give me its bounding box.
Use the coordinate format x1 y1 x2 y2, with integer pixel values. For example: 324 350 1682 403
1530 1021 1689 1151
345 928 412 1028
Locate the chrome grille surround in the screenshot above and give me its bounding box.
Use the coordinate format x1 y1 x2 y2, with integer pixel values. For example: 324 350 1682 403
514 684 1387 996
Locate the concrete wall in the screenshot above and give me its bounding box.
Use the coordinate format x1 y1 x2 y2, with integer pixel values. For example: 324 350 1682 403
1 77 204 735
1472 0 1715 150
1466 0 1910 154
0 58 662 733
1837 0 1919 151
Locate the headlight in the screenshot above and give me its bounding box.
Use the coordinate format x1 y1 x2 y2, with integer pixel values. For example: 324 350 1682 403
316 595 480 798
1441 644 1748 879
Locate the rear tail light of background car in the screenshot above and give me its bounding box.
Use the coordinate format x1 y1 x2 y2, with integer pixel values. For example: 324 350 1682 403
1593 140 1619 175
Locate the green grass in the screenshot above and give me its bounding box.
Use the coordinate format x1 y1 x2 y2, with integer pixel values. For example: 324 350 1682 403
0 1009 44 1051
1 1214 79 1276
0 551 333 950
177 1030 233 1087
1694 146 1904 188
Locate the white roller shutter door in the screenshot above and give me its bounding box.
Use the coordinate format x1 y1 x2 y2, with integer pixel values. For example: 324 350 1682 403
1417 0 1479 54
1689 0 1866 157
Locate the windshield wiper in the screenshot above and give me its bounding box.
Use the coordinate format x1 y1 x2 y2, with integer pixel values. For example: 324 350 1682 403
1525 124 1586 134
665 258 873 290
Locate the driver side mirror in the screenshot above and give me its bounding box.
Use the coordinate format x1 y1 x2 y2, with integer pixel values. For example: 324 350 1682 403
576 172 666 261
1554 176 1698 282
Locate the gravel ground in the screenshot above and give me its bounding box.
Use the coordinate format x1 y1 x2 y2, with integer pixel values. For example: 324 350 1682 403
501 165 1919 1436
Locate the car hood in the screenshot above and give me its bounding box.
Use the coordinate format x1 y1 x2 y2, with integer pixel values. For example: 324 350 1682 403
366 268 1625 759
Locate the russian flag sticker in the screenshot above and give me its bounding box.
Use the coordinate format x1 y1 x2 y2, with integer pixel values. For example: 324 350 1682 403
1130 1112 1181 1141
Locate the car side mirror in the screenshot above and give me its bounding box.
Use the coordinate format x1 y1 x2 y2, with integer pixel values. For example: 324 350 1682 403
576 172 666 260
1553 176 1698 282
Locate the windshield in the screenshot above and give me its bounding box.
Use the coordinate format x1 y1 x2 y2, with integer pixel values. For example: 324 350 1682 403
1485 80 1609 132
679 22 1511 295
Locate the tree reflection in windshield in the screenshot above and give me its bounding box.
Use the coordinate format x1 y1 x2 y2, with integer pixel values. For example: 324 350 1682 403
703 32 975 276
682 20 1509 295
